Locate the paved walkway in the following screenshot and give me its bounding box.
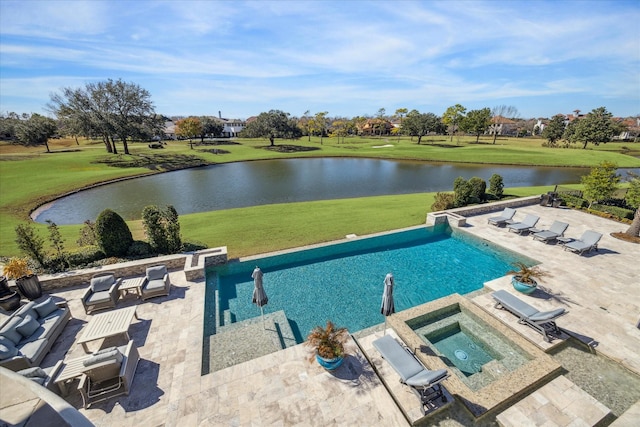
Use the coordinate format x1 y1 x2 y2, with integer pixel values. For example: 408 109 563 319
2 204 638 426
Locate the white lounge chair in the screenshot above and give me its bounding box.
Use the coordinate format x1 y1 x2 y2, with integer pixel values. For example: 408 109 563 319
373 334 449 414
492 290 566 342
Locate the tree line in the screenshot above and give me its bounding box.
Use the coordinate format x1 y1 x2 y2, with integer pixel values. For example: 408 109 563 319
0 79 634 154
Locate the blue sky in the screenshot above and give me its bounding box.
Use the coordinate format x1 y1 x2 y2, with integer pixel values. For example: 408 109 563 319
1 0 638 120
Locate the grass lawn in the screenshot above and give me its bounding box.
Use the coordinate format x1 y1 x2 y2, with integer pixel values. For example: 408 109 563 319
0 135 638 258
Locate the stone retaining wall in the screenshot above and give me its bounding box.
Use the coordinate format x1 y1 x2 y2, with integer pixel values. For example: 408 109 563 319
427 196 539 227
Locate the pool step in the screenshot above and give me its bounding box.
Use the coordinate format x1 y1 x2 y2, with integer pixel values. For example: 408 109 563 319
208 310 298 372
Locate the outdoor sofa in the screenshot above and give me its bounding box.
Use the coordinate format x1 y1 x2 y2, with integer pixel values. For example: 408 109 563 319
0 297 71 371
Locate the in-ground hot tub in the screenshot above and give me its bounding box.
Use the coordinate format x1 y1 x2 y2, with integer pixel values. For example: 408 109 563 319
388 293 562 419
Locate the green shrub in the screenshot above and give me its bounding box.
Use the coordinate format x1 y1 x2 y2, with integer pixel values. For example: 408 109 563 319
14 223 46 267
127 240 154 257
66 246 106 267
561 194 588 209
95 209 133 257
453 177 472 207
488 174 504 199
468 177 487 203
76 220 97 246
589 204 635 220
142 205 181 254
431 192 455 211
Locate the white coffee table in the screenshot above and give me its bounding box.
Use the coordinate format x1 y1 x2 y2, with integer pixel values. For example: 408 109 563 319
119 277 145 299
77 306 138 353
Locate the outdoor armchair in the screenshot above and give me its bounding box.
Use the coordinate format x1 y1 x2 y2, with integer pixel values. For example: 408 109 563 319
140 265 171 301
81 272 122 315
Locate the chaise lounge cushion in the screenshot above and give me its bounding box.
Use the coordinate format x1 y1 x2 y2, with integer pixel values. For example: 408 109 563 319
34 297 59 318
83 348 123 367
529 309 566 322
18 338 49 362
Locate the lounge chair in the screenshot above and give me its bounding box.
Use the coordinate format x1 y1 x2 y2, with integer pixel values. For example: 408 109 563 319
140 265 171 301
487 208 516 227
81 272 122 314
563 230 602 255
492 290 566 342
373 334 449 413
531 221 569 243
507 214 540 234
76 340 140 409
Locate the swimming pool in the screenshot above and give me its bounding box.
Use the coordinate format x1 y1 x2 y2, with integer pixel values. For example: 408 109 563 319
205 225 536 342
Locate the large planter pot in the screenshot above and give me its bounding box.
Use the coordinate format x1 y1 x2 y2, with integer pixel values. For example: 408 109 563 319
0 276 11 297
0 291 21 312
16 274 42 301
511 276 537 294
315 353 344 371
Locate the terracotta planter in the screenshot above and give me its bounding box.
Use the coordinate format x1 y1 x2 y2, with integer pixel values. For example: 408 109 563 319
511 276 537 294
16 274 42 301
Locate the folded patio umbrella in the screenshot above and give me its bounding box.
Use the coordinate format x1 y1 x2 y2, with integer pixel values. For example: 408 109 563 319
381 273 395 335
252 266 268 329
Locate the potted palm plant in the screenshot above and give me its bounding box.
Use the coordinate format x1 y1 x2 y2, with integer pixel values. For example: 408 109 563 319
3 257 42 301
506 262 550 294
305 321 351 371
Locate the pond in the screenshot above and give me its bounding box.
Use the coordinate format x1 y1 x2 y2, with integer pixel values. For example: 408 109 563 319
33 158 618 225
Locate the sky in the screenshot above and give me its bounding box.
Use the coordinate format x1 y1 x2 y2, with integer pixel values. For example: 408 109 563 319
1 0 639 120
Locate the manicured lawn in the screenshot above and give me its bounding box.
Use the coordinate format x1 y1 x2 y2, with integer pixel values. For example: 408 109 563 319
0 135 637 258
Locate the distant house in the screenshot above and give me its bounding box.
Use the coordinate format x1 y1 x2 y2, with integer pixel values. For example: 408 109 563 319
361 119 393 136
217 118 246 137
489 116 518 136
163 121 177 140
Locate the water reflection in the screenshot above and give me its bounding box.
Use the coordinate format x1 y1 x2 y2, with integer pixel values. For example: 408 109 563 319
34 158 634 225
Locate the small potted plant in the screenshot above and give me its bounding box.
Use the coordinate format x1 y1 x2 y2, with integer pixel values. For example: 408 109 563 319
506 262 550 294
3 257 42 301
305 321 351 371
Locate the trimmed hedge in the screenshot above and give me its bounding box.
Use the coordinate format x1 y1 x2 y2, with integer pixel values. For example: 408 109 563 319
590 204 635 220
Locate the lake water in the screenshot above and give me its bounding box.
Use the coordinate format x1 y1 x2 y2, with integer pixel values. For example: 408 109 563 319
35 158 597 224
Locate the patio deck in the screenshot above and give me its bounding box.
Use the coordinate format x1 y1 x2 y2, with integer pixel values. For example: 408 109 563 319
1 204 639 426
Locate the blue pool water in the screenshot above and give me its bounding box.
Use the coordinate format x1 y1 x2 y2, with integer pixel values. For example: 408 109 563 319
206 225 534 342
427 324 495 377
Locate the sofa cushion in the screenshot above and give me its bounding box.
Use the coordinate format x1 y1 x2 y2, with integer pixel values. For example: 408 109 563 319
39 308 65 323
17 366 47 379
146 265 167 281
83 348 123 367
17 301 38 320
145 279 166 291
17 314 40 338
0 337 19 360
91 275 115 293
34 298 58 318
85 290 112 304
17 338 48 361
1 316 25 344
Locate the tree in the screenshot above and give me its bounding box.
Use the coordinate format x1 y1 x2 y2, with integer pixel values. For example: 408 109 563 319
15 114 57 152
442 104 466 142
453 177 472 207
394 108 408 142
402 110 440 144
312 111 329 144
490 105 519 143
461 108 492 143
240 110 300 146
176 117 202 148
49 78 159 154
564 107 618 149
541 115 566 147
199 116 223 141
623 175 640 238
14 223 46 267
329 120 349 143
581 161 620 208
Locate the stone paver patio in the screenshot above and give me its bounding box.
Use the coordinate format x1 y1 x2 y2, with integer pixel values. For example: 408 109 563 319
1 203 639 426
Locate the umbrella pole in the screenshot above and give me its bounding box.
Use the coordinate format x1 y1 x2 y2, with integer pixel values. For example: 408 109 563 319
384 317 387 335
261 306 265 329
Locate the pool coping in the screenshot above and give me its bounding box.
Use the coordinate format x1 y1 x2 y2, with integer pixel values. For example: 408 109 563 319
388 293 563 420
